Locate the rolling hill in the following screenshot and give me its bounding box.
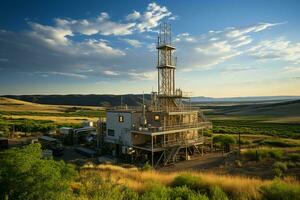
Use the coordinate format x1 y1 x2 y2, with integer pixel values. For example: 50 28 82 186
2 94 151 107
207 99 300 117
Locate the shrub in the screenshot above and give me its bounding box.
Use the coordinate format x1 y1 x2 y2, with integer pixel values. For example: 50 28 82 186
288 153 300 161
213 135 236 152
140 184 170 200
286 161 296 168
273 162 288 172
210 186 229 200
171 186 209 200
142 162 153 171
261 180 300 200
273 167 283 178
243 149 284 161
172 174 204 191
259 139 298 147
269 150 283 159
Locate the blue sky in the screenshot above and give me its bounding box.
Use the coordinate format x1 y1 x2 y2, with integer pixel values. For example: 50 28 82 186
0 0 300 97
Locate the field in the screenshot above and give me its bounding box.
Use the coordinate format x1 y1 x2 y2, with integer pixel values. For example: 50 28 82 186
196 100 300 139
1 97 300 199
0 97 105 137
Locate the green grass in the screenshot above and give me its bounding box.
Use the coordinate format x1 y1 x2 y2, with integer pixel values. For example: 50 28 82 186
261 180 300 200
212 120 300 139
0 109 105 118
242 149 284 161
0 116 81 137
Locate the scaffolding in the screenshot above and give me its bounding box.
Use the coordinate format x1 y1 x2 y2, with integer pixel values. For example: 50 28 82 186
104 23 212 167
131 22 212 167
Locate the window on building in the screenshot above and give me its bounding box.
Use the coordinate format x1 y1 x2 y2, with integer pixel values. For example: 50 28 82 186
118 115 124 123
108 129 115 136
154 115 160 121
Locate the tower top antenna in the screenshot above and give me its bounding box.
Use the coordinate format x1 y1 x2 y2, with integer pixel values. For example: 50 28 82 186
158 22 172 47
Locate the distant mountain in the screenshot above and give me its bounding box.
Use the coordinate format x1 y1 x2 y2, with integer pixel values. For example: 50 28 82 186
191 96 300 102
209 99 300 117
2 94 300 107
2 94 151 107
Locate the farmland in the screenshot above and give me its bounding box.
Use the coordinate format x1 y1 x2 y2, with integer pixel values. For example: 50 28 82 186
0 97 104 137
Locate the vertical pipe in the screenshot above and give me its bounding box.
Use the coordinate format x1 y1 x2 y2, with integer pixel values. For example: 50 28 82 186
173 69 175 94
201 129 204 156
151 136 154 167
158 69 160 94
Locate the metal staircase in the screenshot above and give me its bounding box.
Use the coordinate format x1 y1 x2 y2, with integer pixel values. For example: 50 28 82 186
163 145 181 165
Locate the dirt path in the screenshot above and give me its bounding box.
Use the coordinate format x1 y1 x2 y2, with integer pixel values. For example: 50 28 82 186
159 153 226 172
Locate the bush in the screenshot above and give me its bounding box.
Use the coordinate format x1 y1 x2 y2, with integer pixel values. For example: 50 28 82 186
288 153 300 161
140 184 170 200
142 162 153 171
0 144 77 200
273 167 283 178
273 162 288 172
171 186 209 200
210 186 229 200
259 139 298 147
213 135 236 152
261 180 300 200
286 161 296 168
243 149 284 161
172 174 204 191
269 150 283 159
141 184 209 200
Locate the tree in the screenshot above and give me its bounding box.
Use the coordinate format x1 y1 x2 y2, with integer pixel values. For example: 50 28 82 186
213 135 236 153
0 143 77 200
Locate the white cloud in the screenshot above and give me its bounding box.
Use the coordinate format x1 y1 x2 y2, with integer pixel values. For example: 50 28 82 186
247 38 300 64
54 13 136 36
36 71 87 79
175 33 196 42
136 2 172 32
84 39 125 56
128 70 156 80
103 70 120 76
225 22 281 38
175 22 282 71
29 22 73 46
126 10 141 21
122 38 142 48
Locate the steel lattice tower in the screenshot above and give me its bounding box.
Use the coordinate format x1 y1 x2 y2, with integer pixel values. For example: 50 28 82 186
157 23 181 109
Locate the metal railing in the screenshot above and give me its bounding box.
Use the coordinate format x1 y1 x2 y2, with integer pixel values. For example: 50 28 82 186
133 121 212 133
133 137 206 150
108 105 200 112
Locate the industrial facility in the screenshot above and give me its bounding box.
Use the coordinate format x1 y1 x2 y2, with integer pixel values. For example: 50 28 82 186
102 23 212 167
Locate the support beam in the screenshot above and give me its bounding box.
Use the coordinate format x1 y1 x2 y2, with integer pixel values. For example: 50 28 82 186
151 136 154 167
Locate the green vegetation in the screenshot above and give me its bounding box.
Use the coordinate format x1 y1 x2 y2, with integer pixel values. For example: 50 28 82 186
242 149 284 161
0 143 77 200
212 120 300 139
272 162 288 177
210 186 229 200
142 162 153 171
1 144 300 200
261 180 300 200
0 116 81 137
212 134 236 152
0 108 105 118
255 139 300 147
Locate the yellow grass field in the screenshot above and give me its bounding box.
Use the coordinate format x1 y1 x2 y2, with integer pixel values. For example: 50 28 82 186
0 97 104 124
3 115 99 124
78 164 299 200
